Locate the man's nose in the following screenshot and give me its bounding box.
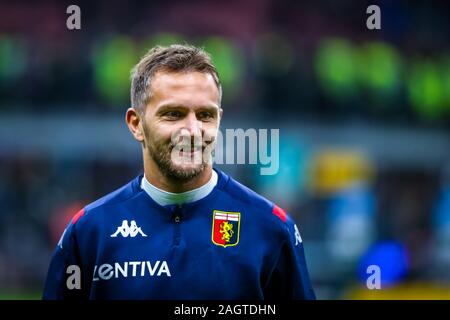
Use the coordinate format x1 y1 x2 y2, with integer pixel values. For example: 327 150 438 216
183 112 202 136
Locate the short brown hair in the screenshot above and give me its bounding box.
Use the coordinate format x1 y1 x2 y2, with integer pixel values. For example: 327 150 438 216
130 44 222 113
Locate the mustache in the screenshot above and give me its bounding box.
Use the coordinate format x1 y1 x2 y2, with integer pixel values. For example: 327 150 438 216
169 136 216 149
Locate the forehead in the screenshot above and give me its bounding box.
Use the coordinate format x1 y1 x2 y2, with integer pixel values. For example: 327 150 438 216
149 70 220 108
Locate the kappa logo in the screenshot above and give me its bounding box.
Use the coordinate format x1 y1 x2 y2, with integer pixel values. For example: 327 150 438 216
111 220 148 238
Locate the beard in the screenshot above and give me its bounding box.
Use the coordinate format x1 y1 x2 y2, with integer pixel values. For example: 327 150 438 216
143 124 214 182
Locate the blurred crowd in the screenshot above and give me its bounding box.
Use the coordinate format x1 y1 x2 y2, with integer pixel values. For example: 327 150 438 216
0 0 449 299
1 0 449 124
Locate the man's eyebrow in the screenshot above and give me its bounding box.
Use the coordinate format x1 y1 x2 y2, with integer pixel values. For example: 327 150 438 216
154 104 186 115
156 103 185 111
195 105 219 113
156 104 219 113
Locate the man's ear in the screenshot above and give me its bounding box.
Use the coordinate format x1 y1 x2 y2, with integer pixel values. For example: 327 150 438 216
219 108 223 120
125 107 145 142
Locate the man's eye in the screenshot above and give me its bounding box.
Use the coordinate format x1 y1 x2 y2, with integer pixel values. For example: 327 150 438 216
164 111 182 119
198 112 214 120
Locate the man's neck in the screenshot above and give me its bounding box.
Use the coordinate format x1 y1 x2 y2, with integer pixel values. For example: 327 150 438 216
141 169 218 206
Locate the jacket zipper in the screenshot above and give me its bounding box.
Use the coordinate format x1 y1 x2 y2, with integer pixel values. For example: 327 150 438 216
172 205 182 246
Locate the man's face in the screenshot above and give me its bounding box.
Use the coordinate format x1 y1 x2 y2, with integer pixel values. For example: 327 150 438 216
141 70 222 181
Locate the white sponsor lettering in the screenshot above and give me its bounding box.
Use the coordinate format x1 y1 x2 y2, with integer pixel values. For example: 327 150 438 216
93 261 171 281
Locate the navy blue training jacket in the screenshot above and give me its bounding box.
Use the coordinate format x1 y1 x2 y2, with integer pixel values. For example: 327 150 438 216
43 169 315 300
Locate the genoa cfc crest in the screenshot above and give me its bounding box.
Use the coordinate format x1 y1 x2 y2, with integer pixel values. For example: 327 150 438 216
211 210 241 247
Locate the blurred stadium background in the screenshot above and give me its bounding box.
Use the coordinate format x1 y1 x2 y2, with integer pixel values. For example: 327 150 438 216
0 0 449 299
